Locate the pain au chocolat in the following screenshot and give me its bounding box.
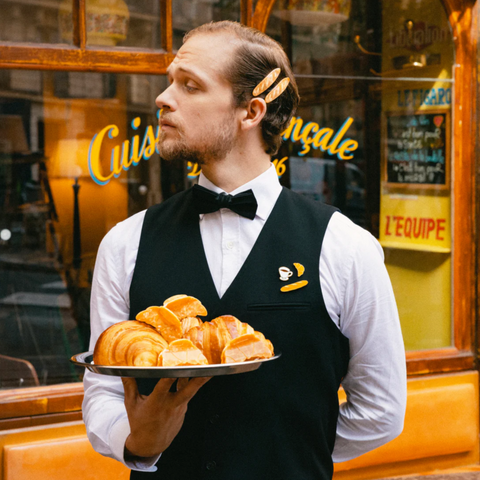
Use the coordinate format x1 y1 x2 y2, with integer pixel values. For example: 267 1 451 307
93 295 274 367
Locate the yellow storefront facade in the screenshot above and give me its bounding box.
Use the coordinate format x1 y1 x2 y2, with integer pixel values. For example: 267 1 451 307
0 0 479 478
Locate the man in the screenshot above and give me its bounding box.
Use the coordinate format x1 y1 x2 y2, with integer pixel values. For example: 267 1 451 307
83 21 406 480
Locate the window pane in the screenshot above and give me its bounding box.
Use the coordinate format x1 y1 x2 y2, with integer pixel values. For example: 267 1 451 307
85 0 161 48
267 0 454 351
0 69 188 388
0 0 72 44
173 0 241 50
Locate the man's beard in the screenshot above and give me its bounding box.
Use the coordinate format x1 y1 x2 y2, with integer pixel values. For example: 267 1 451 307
157 115 237 165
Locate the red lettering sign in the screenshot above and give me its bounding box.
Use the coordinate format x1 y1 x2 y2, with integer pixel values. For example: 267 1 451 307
384 215 447 241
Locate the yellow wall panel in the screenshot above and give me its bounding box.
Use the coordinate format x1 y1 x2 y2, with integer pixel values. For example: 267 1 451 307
0 422 128 480
4 436 129 480
335 372 479 479
384 249 451 350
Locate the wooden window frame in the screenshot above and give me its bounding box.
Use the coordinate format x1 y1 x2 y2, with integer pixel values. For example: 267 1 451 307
0 0 476 422
0 0 175 73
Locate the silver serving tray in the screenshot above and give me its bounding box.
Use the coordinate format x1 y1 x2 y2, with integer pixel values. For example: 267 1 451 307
71 351 281 378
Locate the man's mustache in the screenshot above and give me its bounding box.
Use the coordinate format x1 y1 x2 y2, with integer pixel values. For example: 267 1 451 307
159 114 180 129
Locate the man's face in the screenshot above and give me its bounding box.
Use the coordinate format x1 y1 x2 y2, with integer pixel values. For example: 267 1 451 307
155 33 240 165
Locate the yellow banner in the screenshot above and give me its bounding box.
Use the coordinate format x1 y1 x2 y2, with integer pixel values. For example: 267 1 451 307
379 193 450 252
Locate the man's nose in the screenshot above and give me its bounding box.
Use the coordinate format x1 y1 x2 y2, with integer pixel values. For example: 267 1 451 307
155 85 177 111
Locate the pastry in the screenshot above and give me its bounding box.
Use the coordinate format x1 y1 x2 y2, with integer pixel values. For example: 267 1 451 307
159 339 209 366
93 320 168 366
163 295 208 320
136 306 183 343
221 332 274 364
185 321 231 364
181 316 203 335
212 315 254 339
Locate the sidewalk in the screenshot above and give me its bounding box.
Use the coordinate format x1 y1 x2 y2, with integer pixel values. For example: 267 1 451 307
380 467 480 480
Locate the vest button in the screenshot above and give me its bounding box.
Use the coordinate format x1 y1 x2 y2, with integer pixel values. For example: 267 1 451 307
206 461 217 471
209 414 220 424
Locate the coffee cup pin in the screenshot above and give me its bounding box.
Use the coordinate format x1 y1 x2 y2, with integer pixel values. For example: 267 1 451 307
279 266 293 281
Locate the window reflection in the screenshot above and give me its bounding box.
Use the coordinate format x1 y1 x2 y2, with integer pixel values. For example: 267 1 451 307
0 0 69 44
172 0 241 50
267 0 375 78
267 0 454 351
84 0 161 48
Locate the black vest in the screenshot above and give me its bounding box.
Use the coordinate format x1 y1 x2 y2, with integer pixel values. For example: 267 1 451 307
129 187 350 480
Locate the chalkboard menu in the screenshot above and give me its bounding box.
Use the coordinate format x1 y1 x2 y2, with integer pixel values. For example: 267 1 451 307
384 110 450 188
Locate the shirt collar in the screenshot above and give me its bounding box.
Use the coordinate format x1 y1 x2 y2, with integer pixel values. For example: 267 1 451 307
197 164 282 221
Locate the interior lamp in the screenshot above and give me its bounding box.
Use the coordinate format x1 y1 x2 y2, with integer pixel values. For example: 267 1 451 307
49 139 90 269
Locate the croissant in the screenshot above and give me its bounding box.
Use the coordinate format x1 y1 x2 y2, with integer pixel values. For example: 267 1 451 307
181 317 203 335
185 321 232 365
93 320 168 366
212 315 254 339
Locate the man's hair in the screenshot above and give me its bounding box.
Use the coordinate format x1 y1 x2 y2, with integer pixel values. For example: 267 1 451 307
184 21 300 155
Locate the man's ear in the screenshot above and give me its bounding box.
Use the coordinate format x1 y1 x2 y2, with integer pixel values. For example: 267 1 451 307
240 97 267 132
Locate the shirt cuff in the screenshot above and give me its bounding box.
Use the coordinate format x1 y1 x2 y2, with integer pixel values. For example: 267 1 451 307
109 417 160 472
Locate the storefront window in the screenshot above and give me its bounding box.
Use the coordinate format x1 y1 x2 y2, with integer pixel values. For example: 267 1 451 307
0 69 195 388
266 0 454 351
0 0 70 44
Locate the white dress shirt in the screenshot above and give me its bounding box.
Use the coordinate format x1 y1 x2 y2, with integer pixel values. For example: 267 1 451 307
82 164 406 471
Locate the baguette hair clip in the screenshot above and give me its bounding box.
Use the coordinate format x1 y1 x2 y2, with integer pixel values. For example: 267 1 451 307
265 77 290 103
253 68 290 104
253 68 281 96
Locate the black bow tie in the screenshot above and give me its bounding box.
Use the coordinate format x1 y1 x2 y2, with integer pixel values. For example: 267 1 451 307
192 184 258 220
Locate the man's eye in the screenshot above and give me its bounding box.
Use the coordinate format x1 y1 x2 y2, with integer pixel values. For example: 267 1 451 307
185 83 197 92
